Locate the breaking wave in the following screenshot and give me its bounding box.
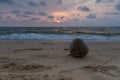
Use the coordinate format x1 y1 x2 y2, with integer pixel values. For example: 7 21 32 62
0 33 120 40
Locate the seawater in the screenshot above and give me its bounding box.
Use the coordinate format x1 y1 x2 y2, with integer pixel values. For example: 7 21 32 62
0 27 120 40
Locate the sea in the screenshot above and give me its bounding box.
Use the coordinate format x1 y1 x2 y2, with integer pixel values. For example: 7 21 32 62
0 27 120 41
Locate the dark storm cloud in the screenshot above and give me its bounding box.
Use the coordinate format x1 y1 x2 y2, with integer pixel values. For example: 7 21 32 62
87 13 96 19
48 16 54 19
39 1 46 6
11 10 21 14
115 2 120 11
39 12 47 16
23 11 35 15
28 1 38 7
0 0 14 4
78 6 91 11
104 12 120 15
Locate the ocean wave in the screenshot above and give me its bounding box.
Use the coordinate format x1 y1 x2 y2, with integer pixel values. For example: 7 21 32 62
0 33 120 40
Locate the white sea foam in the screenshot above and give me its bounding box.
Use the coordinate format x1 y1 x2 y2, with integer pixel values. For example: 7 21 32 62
0 33 120 40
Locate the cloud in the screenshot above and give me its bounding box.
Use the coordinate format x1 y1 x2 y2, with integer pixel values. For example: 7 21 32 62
0 12 3 14
56 0 62 4
39 1 46 6
28 1 38 7
104 12 120 15
16 14 29 18
0 0 120 27
0 0 14 4
48 16 54 19
86 13 96 19
0 16 2 19
31 18 40 21
5 16 16 21
23 11 35 15
57 16 65 21
115 2 120 11
11 10 21 14
96 0 101 3
77 6 91 11
73 18 80 21
39 12 47 16
6 16 12 19
95 0 113 3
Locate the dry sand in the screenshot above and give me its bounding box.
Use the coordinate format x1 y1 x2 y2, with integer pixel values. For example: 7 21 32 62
0 40 120 80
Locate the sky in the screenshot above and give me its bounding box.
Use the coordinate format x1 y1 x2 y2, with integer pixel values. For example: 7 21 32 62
0 0 120 27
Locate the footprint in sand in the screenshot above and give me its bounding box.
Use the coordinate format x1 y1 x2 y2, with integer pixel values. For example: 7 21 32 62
91 74 115 80
104 65 120 78
0 61 52 73
0 77 3 80
13 48 43 52
57 75 73 80
83 64 120 80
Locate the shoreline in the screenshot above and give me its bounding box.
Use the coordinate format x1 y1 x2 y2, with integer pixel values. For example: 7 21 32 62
0 39 120 42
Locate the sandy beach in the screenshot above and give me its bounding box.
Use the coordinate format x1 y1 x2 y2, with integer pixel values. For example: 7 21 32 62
0 40 120 80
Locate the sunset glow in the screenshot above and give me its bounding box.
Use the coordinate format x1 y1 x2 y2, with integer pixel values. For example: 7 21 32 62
0 0 120 27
